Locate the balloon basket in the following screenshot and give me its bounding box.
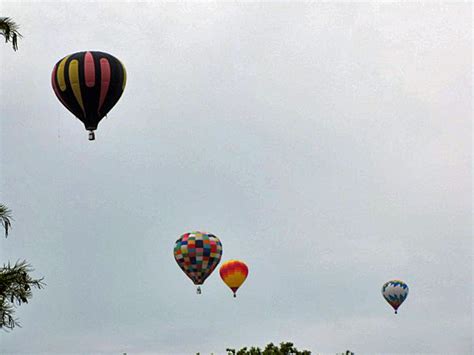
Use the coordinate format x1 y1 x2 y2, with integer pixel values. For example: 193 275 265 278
88 131 95 141
196 286 201 295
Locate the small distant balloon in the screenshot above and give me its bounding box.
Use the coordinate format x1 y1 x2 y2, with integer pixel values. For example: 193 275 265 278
173 231 222 294
220 260 248 297
382 280 409 314
51 51 126 140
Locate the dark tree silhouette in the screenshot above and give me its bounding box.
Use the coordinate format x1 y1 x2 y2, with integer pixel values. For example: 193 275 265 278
0 17 22 51
0 204 44 330
226 342 311 355
225 342 355 355
0 204 12 237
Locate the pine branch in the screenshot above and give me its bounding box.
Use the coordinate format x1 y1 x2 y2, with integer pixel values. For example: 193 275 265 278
0 260 45 330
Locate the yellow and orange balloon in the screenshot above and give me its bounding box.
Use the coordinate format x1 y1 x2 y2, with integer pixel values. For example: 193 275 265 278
219 260 248 297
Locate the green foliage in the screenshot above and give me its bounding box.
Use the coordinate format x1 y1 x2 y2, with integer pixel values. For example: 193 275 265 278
226 342 311 355
0 17 22 51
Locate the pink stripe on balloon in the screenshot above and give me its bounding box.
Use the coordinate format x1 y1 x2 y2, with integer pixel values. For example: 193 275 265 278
98 58 111 112
84 52 95 87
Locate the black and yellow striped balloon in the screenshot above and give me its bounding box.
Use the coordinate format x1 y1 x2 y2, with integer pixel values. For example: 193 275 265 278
51 51 126 140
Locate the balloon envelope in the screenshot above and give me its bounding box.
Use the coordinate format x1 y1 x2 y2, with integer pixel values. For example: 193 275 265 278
174 231 223 288
220 260 248 297
51 51 126 139
382 280 409 314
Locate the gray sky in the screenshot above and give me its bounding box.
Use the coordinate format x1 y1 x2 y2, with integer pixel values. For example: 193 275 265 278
0 2 472 354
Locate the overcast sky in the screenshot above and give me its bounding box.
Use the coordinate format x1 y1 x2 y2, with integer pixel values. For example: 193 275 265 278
0 2 472 354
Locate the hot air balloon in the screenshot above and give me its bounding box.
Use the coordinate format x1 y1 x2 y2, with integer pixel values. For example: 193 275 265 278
51 51 126 140
173 231 222 294
219 260 248 297
382 280 409 314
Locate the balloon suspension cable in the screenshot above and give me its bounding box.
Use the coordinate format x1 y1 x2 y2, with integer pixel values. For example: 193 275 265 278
196 286 201 295
88 130 95 141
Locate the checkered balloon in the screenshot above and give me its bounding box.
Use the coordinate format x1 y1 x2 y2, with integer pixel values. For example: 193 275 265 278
174 231 223 289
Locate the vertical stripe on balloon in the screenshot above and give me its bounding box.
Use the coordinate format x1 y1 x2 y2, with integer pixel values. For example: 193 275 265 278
57 55 70 91
84 51 96 87
98 58 111 112
68 59 85 114
52 64 71 110
51 64 60 97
